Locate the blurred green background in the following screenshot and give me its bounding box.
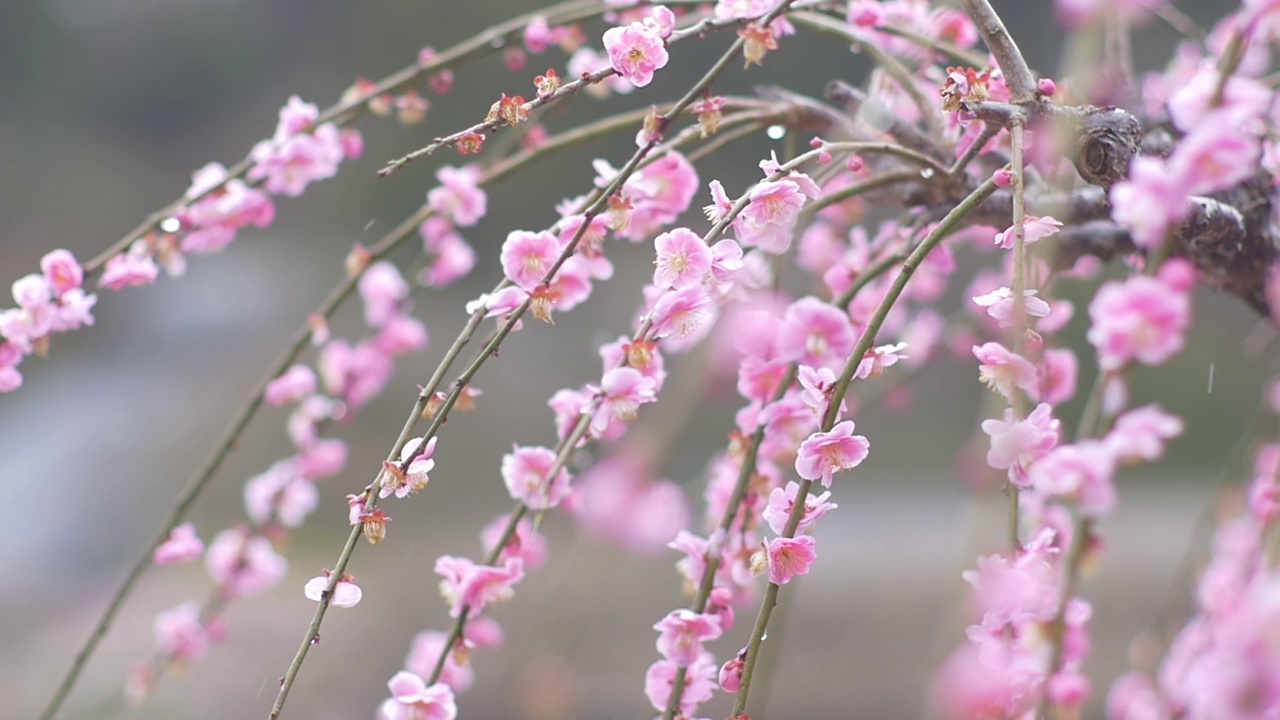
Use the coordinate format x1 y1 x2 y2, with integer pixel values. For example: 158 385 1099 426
0 1 1270 718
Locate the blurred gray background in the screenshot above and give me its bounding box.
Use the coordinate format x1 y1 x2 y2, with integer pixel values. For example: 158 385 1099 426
0 1 1266 718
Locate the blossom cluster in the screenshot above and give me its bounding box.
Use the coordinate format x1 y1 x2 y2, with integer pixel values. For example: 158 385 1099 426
0 249 96 391
129 247 459 700
29 0 1280 718
1113 14 1277 250
1109 424 1280 719
0 96 361 395
935 246 1194 714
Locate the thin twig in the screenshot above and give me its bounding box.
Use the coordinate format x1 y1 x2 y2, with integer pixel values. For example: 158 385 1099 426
961 0 1037 104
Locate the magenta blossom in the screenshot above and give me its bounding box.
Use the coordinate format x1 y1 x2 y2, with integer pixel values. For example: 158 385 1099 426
795 420 870 487
602 22 669 87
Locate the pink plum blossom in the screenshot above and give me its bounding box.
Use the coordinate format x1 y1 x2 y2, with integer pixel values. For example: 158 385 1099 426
523 16 553 53
1109 156 1188 250
0 350 23 393
375 315 428 356
993 215 1063 249
648 284 713 341
435 555 525 617
1106 404 1184 463
154 523 204 565
264 364 317 406
378 671 458 720
590 366 657 434
99 246 160 290
1035 347 1078 406
380 435 438 499
500 229 560 291
405 631 474 692
797 364 843 419
708 238 744 283
1170 123 1261 196
40 249 83 296
720 654 745 693
795 420 870 487
855 342 909 379
1167 70 1271 134
763 480 838 535
645 653 717 715
317 338 395 409
766 534 817 585
569 457 690 554
1086 270 1191 371
501 445 572 509
600 335 667 392
428 166 487 227
153 601 210 664
204 528 287 598
1106 672 1168 720
776 296 855 369
653 227 712 289
982 403 1061 487
481 513 548 570
247 121 344 197
973 342 1038 402
304 570 363 608
972 286 1051 328
602 22 669 87
735 176 820 253
1029 440 1118 518
653 609 723 666
595 152 699 241
296 438 346 480
568 46 635 99
358 261 410 328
